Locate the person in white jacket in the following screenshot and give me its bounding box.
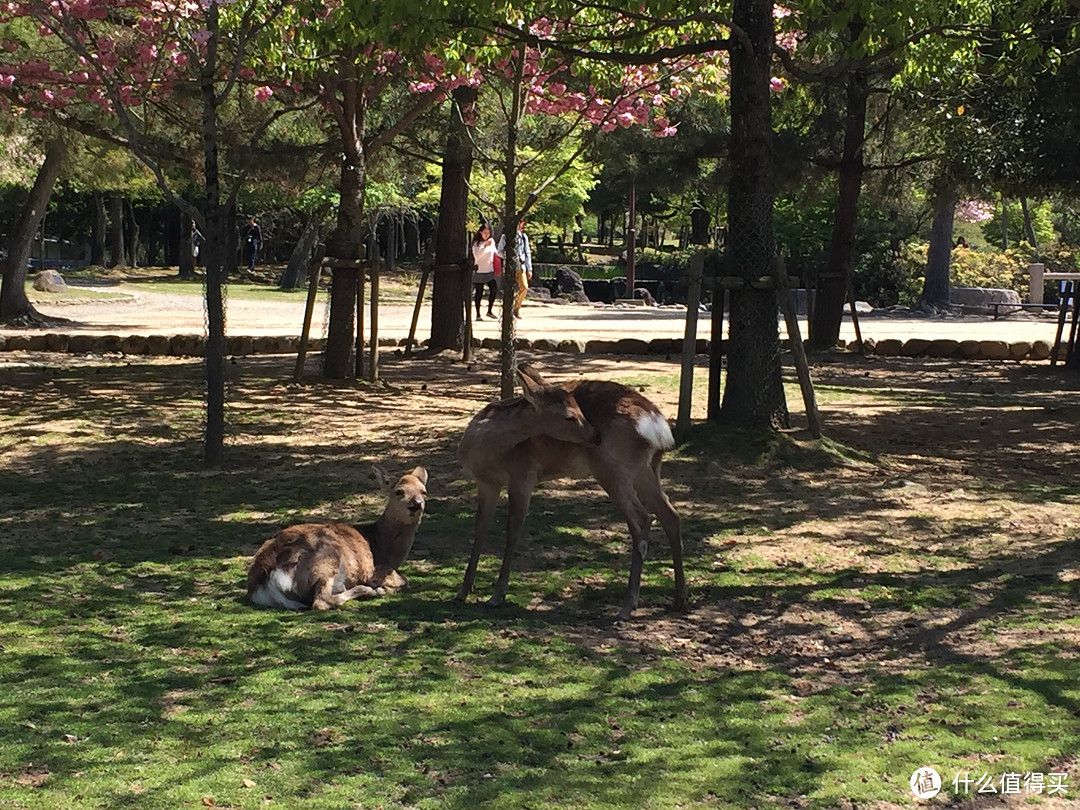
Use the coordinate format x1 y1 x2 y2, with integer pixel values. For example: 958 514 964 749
497 219 532 318
470 223 499 320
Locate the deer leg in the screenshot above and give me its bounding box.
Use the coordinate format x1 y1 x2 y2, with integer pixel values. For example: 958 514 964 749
635 459 686 612
455 480 501 601
489 472 537 606
312 580 382 609
595 469 652 622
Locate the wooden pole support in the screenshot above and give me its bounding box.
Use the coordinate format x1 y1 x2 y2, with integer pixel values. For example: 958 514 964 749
676 252 704 439
776 256 822 439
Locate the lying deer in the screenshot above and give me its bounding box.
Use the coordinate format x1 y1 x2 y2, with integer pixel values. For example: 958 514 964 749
247 465 428 610
456 366 684 621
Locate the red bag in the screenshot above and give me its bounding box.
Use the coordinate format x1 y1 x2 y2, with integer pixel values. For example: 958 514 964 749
493 254 503 277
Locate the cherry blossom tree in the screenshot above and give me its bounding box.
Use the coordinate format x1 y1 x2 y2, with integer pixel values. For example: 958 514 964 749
0 0 307 465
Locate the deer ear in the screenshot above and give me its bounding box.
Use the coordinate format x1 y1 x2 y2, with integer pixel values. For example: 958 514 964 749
371 463 393 490
517 368 543 406
518 364 546 386
410 466 428 486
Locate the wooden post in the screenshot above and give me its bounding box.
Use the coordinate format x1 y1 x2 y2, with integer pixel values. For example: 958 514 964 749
355 262 365 380
846 276 865 355
462 263 473 362
369 240 381 383
676 252 703 439
776 257 822 438
293 245 326 382
404 263 432 357
1029 263 1045 305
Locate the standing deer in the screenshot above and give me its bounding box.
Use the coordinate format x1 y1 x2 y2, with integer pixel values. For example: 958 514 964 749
247 465 428 610
456 366 685 621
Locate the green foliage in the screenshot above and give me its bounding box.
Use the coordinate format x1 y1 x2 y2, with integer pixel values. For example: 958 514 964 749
979 199 1057 248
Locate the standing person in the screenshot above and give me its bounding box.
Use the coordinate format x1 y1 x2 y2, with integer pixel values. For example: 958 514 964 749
191 220 205 265
470 223 498 320
241 215 262 274
498 219 533 318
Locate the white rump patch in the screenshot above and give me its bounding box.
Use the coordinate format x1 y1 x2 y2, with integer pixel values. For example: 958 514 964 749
635 411 674 450
251 569 307 610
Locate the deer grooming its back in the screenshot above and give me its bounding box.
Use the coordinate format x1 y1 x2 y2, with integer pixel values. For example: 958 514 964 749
456 366 684 621
247 465 428 610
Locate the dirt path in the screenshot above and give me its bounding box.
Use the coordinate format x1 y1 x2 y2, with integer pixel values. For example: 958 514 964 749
5 278 1065 346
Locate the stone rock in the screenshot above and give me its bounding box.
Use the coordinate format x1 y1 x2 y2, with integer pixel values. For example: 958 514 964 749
43 333 68 352
551 267 590 304
950 286 1021 313
32 269 67 293
68 335 95 353
901 339 931 357
96 335 122 353
121 335 149 355
531 338 560 352
5 334 30 351
557 339 584 354
170 335 206 356
649 338 682 355
925 339 960 358
875 338 903 357
1029 340 1052 361
480 337 501 350
227 336 254 356
584 339 618 354
978 340 1010 360
1008 341 1033 360
146 335 171 355
613 338 650 355
956 340 982 359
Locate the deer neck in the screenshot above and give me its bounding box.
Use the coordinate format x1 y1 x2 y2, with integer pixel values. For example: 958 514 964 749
368 514 418 569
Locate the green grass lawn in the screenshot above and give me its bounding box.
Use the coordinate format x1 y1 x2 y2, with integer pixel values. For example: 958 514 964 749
1 354 1078 808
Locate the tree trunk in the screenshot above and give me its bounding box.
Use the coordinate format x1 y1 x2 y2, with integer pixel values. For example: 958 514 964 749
324 150 367 378
179 213 196 279
108 193 127 268
430 85 478 351
201 1 226 467
809 65 869 350
90 191 106 265
718 0 788 430
0 138 66 323
126 199 141 266
1000 196 1008 251
1020 197 1038 249
920 187 956 308
690 207 711 245
280 204 327 289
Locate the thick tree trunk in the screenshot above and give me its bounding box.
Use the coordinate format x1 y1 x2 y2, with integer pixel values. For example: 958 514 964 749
201 1 226 467
280 204 327 289
430 86 477 350
809 66 869 350
690 207 711 245
920 188 956 308
108 194 127 268
0 138 66 322
719 0 788 430
324 120 368 379
91 191 106 266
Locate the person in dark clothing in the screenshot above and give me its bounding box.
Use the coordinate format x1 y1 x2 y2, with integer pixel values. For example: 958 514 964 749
241 215 262 273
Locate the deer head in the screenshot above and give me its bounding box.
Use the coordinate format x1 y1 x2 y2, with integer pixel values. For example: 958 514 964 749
373 464 428 527
518 367 600 446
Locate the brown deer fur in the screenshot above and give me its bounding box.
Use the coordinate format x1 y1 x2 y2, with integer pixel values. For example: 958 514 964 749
247 465 427 610
456 366 684 621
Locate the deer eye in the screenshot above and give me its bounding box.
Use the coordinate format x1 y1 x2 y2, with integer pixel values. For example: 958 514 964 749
565 415 579 422
395 488 406 497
